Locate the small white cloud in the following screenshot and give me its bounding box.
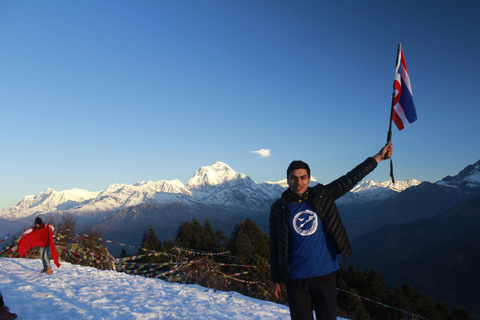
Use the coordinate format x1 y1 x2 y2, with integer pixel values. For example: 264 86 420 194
251 149 271 158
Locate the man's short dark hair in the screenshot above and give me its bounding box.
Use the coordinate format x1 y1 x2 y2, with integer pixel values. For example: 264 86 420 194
287 160 311 178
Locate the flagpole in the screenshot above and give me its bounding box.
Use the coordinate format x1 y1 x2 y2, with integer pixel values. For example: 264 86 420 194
387 43 402 184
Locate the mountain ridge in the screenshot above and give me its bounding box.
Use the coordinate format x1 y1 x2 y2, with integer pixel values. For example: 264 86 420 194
0 161 418 221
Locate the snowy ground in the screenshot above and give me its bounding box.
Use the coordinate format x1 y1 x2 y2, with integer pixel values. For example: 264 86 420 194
1 258 292 319
0 258 349 319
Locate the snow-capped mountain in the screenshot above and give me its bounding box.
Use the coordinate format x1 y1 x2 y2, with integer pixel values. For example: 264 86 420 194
0 161 417 221
0 180 192 220
1 188 101 220
74 179 193 215
436 160 480 188
337 178 421 205
187 161 248 189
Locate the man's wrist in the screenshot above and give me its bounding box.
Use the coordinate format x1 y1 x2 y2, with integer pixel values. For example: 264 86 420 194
374 154 382 163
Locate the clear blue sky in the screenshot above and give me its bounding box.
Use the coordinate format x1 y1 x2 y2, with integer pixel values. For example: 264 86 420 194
1 0 479 209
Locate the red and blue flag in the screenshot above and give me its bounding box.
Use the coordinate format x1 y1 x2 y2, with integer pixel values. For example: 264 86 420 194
392 47 417 130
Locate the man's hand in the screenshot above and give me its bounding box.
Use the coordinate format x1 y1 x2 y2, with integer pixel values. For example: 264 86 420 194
374 142 393 163
273 283 282 300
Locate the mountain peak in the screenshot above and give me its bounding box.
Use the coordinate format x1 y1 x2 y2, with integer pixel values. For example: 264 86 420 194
186 161 246 189
437 159 480 188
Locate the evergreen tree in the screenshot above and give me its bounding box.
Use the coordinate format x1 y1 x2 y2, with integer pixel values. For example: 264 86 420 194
160 237 177 254
227 218 269 261
435 301 455 320
202 218 226 252
137 225 161 263
391 283 442 320
120 248 128 258
341 264 367 293
138 225 161 254
175 219 226 253
336 277 370 320
135 225 163 265
226 218 271 289
391 284 409 315
453 305 477 320
175 219 204 250
363 268 392 319
215 229 228 251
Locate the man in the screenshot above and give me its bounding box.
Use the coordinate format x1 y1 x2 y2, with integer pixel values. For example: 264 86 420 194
269 142 393 320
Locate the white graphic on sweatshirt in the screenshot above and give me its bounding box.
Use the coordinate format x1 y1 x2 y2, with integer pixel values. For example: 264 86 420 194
293 209 318 236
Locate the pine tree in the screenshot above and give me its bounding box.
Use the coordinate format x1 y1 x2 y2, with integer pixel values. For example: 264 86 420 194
226 218 271 288
160 237 177 255
120 248 128 258
434 301 454 320
175 219 203 250
336 276 370 320
138 225 161 257
363 268 392 319
391 284 409 315
175 218 226 253
227 218 269 260
202 218 225 252
453 305 477 320
342 264 367 292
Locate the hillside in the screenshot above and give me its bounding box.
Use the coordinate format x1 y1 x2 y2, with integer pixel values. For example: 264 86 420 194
350 196 480 315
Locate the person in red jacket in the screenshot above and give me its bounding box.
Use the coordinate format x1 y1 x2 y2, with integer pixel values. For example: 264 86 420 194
0 290 17 319
22 217 57 274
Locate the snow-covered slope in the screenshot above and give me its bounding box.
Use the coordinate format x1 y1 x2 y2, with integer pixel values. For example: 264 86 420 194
0 258 295 319
0 161 419 221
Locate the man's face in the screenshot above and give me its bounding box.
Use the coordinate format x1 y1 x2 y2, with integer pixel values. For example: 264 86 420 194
287 169 310 195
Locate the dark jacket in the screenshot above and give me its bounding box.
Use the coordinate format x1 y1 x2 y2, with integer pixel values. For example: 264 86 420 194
269 157 378 284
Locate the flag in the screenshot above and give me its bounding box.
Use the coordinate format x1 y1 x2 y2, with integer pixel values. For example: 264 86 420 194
392 46 417 130
0 232 11 243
